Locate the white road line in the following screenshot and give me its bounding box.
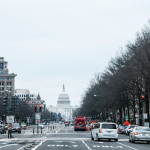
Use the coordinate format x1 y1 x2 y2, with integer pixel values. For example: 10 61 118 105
17 144 32 150
82 140 92 150
32 140 46 150
118 142 138 150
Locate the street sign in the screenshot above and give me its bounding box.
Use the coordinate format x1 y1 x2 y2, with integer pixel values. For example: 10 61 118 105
125 116 128 120
6 115 14 124
143 113 147 119
35 113 41 120
135 113 138 117
36 120 40 124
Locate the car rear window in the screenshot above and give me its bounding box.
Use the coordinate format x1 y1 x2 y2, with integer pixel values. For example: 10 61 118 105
136 127 150 131
102 124 116 129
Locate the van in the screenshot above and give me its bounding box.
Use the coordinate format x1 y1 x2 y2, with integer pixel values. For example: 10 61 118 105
91 122 118 141
74 117 86 131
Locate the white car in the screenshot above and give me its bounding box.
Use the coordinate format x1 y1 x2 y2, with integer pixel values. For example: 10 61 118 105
91 122 118 141
125 125 137 135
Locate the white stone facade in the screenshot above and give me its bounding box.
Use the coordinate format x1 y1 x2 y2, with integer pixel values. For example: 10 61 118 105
47 85 79 121
15 89 37 101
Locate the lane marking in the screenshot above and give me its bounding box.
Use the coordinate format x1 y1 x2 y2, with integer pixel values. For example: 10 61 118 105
32 140 46 150
118 142 138 150
82 140 92 150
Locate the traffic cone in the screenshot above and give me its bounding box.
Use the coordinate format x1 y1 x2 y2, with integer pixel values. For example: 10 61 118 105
27 126 29 129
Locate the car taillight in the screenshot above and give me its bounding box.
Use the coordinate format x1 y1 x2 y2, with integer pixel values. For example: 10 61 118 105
121 129 123 130
128 128 131 129
117 129 119 133
134 132 138 135
99 129 102 133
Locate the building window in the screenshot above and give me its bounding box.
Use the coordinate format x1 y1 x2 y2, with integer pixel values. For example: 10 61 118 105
2 87 4 91
7 87 11 91
7 82 12 86
2 82 4 85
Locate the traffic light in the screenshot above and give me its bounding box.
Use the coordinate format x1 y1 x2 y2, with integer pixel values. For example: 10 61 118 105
141 95 145 99
3 97 8 106
39 104 42 112
34 105 37 112
53 114 55 118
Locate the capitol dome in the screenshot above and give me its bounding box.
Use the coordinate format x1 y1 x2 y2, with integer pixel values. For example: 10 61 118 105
57 85 71 106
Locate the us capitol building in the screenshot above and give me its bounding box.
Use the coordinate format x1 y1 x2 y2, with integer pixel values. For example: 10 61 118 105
47 85 79 121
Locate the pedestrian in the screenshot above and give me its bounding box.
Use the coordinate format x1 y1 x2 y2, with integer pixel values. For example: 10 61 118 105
8 123 14 138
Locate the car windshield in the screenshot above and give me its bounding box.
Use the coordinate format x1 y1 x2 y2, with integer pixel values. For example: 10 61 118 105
136 127 150 131
39 123 43 125
102 124 116 129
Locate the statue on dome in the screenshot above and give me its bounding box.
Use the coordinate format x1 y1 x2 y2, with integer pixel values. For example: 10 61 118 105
63 84 65 91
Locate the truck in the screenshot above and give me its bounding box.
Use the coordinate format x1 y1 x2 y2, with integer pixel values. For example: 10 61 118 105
74 117 86 131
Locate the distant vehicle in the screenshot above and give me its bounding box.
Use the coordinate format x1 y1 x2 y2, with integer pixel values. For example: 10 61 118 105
70 122 74 126
74 117 86 131
118 125 127 134
91 122 118 141
90 123 96 131
43 122 46 125
0 125 6 134
125 125 137 135
12 123 21 133
129 126 150 143
65 122 70 126
38 123 44 129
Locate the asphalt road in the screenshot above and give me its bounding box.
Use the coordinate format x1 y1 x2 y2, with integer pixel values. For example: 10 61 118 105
0 124 150 150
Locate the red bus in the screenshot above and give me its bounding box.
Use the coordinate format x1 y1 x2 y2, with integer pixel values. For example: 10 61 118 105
74 117 86 131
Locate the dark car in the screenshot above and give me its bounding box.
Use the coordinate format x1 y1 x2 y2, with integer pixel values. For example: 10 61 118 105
11 123 21 133
0 125 6 134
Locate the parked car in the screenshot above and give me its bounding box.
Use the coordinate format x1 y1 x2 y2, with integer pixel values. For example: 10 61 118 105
129 126 150 143
0 125 6 134
11 123 21 133
91 122 118 141
125 125 137 135
38 123 44 129
118 125 127 134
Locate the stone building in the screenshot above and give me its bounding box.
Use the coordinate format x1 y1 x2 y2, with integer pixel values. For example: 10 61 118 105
0 57 17 97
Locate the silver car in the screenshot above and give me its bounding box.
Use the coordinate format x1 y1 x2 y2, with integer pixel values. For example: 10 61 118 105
129 126 150 143
91 122 118 141
118 125 127 134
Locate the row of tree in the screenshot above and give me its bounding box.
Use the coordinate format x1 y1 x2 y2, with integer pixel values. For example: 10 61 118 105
0 97 51 124
75 21 150 126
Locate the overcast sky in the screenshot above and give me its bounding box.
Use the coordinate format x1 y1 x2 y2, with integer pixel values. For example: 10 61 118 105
0 0 150 107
